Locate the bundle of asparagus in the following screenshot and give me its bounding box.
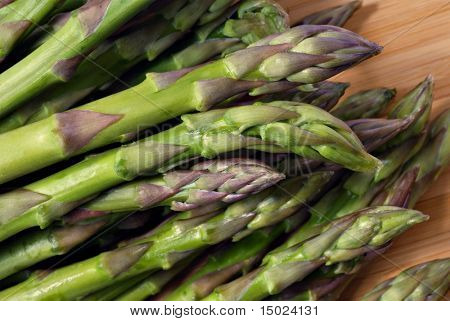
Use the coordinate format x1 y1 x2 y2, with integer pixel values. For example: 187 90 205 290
0 0 447 303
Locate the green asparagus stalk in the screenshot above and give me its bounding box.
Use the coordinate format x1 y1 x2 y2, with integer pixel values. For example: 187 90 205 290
0 0 244 133
372 108 450 207
203 206 427 301
362 258 450 301
269 245 389 301
278 116 411 179
284 134 426 248
0 101 380 242
85 254 198 301
299 1 362 27
249 81 350 111
386 75 433 147
0 0 64 63
115 260 193 301
159 213 306 301
231 171 334 242
0 0 160 118
148 0 289 73
0 158 282 279
330 87 397 120
0 219 109 281
0 25 382 184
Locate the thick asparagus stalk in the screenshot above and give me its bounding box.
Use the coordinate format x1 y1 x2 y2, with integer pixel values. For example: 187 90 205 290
0 0 63 63
362 258 450 301
0 158 282 279
0 0 159 118
299 1 362 27
85 254 198 301
115 261 192 301
203 206 427 301
0 0 244 133
159 213 306 301
330 87 397 120
269 245 389 301
0 101 380 242
0 25 382 184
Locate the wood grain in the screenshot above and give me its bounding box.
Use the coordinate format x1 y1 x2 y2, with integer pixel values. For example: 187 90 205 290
277 0 450 300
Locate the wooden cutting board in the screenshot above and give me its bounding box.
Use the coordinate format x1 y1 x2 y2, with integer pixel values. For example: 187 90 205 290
277 0 450 300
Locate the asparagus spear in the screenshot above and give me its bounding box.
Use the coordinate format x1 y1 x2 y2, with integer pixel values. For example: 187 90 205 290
148 0 289 73
0 101 380 242
299 1 362 27
203 206 427 301
330 87 397 120
0 25 382 184
248 81 350 111
0 158 282 280
269 245 389 301
115 262 193 301
85 254 198 301
372 108 450 207
386 75 433 147
0 0 63 63
0 0 160 118
159 213 306 301
0 0 246 133
230 171 334 242
362 258 450 301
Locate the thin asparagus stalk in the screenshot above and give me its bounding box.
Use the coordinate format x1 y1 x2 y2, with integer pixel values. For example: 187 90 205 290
0 24 382 184
249 81 350 111
299 0 362 27
231 171 334 242
0 0 63 63
362 258 450 301
0 0 244 133
147 0 289 73
329 87 397 120
159 213 306 301
386 75 433 147
372 108 450 208
203 206 427 301
0 101 380 242
0 0 159 118
0 158 283 279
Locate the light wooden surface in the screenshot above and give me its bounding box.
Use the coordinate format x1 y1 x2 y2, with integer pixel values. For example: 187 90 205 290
277 0 450 300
